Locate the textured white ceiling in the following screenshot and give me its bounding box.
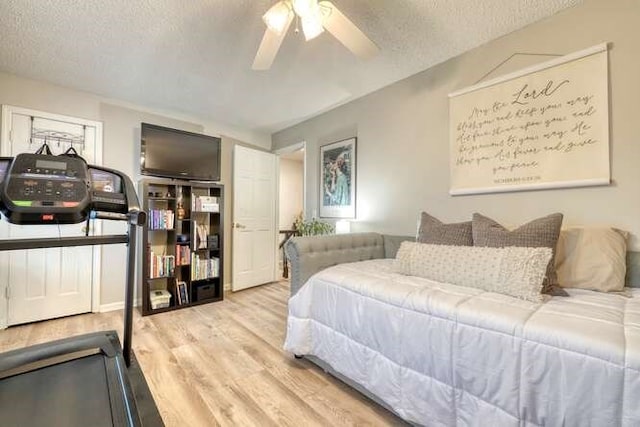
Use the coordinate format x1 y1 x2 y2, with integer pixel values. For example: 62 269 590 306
0 0 582 134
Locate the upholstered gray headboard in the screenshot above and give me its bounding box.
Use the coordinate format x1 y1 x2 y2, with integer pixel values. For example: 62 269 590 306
626 251 640 288
285 233 386 297
285 233 640 297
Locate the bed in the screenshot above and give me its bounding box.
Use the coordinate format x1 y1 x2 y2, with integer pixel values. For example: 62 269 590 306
284 230 640 426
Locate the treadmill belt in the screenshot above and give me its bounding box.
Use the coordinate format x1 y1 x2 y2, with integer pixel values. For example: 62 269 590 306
0 354 113 427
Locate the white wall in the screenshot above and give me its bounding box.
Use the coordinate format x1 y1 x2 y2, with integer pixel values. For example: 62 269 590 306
272 0 640 249
0 71 271 310
279 158 304 230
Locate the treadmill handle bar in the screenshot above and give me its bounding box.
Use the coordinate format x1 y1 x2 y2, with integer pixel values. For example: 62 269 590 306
82 167 145 367
123 219 137 367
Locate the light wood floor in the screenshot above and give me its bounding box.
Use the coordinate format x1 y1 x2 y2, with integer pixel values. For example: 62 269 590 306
0 280 405 426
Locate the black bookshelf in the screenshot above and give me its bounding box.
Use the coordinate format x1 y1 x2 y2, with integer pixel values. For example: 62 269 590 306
139 178 224 316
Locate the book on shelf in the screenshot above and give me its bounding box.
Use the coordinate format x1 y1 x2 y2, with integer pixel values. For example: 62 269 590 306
148 209 175 230
190 254 220 281
192 195 219 213
148 246 175 278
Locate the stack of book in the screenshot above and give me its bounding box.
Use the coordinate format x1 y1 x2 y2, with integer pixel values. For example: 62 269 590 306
148 248 175 278
190 255 219 280
192 196 220 213
148 209 175 230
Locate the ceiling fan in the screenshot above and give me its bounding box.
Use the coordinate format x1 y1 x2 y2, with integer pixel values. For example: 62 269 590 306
252 0 380 70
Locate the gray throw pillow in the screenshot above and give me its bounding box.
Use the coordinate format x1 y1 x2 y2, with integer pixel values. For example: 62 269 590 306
416 212 473 246
472 213 564 294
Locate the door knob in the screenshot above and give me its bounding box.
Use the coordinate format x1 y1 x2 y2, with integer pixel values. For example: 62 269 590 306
233 222 246 229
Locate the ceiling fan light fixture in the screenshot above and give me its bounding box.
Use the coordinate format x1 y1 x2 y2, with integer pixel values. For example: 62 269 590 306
254 0 379 70
263 1 293 35
292 0 319 18
301 14 324 41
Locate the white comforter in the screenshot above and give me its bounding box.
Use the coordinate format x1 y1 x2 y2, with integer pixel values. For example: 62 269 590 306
284 259 640 427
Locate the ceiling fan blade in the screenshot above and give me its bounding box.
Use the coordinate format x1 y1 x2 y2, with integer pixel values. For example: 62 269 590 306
252 15 294 70
320 1 379 60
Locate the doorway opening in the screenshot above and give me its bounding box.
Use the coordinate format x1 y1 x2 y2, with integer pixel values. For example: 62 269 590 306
276 143 305 280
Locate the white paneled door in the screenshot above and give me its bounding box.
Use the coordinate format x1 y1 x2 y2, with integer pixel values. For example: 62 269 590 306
232 145 277 291
0 105 102 327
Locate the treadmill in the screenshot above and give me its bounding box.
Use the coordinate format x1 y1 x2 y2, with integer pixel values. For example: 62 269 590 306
0 150 161 426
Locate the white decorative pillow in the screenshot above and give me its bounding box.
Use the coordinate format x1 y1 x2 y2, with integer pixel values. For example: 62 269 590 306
394 241 552 303
555 227 628 292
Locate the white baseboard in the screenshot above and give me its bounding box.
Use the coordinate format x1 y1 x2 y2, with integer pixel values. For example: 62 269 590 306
99 302 124 313
99 299 141 313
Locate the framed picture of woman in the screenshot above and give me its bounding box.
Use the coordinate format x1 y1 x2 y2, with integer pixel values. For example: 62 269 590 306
319 137 356 218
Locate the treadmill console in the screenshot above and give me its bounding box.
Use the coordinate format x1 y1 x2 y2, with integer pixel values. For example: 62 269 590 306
0 153 90 224
0 153 137 225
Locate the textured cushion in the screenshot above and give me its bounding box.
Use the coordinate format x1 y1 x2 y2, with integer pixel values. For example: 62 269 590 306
555 227 628 292
416 212 473 246
472 213 563 293
394 241 551 302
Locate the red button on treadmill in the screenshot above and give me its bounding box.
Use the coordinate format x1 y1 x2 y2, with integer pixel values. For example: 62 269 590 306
63 202 79 207
41 214 54 221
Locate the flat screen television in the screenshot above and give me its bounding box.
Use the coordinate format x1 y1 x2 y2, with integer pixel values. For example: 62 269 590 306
140 123 221 181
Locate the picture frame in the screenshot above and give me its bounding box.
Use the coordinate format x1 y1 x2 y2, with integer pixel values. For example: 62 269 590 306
176 281 189 305
175 282 182 305
319 137 357 218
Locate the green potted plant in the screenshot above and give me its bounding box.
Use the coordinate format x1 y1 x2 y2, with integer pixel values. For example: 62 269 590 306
292 212 334 236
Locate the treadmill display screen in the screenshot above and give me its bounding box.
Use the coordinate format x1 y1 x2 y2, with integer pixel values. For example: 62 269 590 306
90 169 122 193
35 159 67 170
